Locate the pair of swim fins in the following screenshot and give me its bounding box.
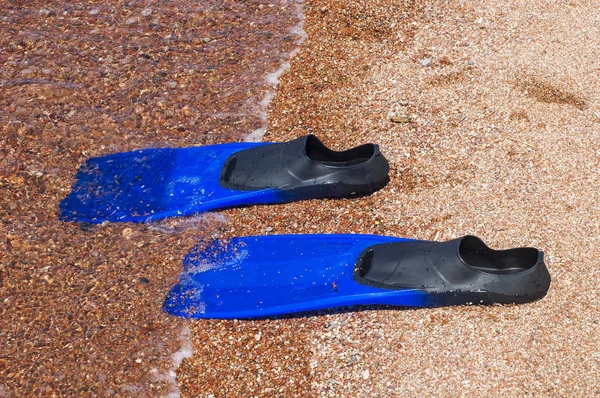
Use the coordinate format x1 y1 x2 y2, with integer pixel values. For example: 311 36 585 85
60 135 551 318
60 135 389 223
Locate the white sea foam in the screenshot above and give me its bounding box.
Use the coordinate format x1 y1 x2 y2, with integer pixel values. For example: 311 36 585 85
165 326 193 398
147 213 228 235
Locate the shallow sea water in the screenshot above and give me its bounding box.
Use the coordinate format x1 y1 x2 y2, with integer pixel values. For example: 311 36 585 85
0 0 305 396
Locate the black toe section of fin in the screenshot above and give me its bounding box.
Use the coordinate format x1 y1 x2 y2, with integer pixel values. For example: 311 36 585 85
219 135 390 196
354 235 551 304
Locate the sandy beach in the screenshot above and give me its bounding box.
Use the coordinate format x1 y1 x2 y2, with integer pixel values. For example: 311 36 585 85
2 0 599 396
180 0 600 396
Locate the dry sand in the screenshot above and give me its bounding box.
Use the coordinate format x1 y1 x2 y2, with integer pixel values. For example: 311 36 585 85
2 0 599 397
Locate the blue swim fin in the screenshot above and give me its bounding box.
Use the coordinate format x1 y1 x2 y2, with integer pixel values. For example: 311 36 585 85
60 135 389 223
163 234 551 319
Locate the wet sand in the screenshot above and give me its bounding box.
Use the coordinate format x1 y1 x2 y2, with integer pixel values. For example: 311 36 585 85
2 0 600 397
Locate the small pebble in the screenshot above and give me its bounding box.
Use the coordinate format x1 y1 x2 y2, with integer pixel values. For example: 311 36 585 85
265 226 273 232
79 223 94 232
26 169 43 177
362 369 370 379
166 81 177 89
39 8 55 16
89 9 99 15
142 8 152 16
422 58 432 67
122 227 133 239
126 16 138 25
390 114 411 123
